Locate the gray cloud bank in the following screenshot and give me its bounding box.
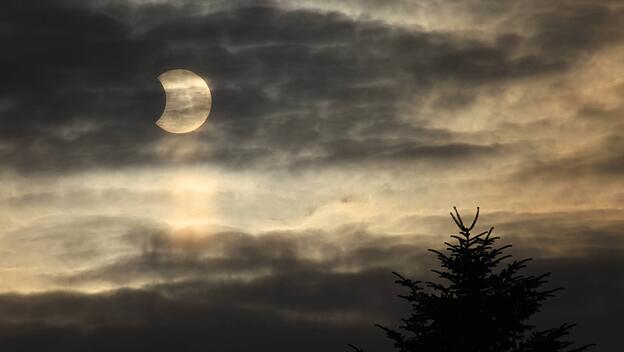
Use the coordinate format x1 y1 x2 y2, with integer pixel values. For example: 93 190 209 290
2 0 623 174
0 210 623 350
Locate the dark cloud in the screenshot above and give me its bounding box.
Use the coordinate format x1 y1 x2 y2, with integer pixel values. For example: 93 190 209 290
512 134 624 183
528 2 624 58
5 0 618 173
54 226 435 286
1 210 623 351
0 275 398 352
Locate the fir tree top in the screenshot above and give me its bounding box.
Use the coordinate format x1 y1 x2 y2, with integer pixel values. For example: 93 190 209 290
351 207 594 352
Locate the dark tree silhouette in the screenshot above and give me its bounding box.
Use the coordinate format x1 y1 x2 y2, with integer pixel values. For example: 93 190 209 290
350 207 594 352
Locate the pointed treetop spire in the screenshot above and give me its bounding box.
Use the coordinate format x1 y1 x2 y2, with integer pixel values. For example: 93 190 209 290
450 206 479 233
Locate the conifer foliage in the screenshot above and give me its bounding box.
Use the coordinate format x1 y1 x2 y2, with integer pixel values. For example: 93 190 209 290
351 207 593 352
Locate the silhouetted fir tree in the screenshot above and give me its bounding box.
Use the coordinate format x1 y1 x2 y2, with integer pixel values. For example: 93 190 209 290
350 207 593 352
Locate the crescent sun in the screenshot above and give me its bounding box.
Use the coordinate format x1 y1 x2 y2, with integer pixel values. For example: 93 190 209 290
156 69 212 134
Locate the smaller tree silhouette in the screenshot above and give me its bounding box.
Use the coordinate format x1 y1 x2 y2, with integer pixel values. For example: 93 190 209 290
350 207 593 352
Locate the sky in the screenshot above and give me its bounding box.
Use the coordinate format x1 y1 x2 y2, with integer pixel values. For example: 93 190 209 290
1 0 624 350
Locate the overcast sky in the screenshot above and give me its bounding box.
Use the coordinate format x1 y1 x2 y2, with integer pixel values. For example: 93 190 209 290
1 0 623 350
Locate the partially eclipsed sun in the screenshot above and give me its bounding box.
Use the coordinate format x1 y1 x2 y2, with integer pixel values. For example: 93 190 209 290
156 69 212 134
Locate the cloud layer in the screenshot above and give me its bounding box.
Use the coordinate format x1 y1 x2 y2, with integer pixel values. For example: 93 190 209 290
1 210 623 350
2 0 624 351
5 0 622 173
